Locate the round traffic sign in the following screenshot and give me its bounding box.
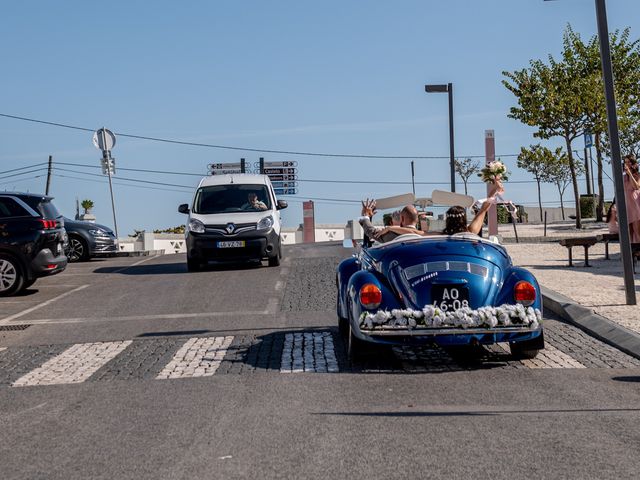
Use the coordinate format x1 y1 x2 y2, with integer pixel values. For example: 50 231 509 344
93 128 116 151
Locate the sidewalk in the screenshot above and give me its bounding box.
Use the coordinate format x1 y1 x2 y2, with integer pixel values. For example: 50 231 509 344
499 221 640 355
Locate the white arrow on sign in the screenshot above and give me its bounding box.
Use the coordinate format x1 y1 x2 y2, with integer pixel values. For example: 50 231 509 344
93 128 116 151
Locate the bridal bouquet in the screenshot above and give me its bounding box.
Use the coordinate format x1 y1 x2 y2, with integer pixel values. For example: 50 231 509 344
478 160 509 183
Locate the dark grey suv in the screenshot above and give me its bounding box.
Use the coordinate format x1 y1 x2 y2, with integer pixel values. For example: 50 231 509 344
0 193 67 296
63 217 117 262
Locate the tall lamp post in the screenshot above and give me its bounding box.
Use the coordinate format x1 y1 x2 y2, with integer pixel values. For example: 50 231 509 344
594 0 636 305
425 83 456 192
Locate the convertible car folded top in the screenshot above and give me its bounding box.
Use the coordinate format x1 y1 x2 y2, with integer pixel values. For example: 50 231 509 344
337 233 545 360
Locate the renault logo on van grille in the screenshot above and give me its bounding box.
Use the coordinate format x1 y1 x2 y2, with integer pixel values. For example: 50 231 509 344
225 223 236 234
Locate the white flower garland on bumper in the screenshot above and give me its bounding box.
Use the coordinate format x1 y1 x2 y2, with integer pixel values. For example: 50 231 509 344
360 304 541 330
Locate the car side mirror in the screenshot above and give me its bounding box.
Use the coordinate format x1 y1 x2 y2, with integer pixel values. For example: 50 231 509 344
276 200 288 210
178 204 190 214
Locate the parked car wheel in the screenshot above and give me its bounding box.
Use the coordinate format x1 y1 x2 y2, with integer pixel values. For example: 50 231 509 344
510 332 545 359
0 254 25 297
268 254 280 267
67 236 90 262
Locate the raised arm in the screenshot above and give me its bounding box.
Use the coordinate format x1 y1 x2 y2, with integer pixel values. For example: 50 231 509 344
467 201 492 235
467 182 502 235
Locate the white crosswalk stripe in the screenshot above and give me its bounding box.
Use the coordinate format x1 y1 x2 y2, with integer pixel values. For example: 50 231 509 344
13 341 132 387
156 336 234 379
496 343 586 368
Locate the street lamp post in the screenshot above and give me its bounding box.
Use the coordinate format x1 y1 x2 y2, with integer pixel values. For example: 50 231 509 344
594 0 636 305
425 83 456 192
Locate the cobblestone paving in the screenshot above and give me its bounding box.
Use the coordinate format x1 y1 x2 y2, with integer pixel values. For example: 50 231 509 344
13 341 132 387
217 333 285 374
2 319 640 388
91 338 183 381
544 321 640 368
280 332 339 373
0 344 68 386
281 257 341 311
156 336 233 379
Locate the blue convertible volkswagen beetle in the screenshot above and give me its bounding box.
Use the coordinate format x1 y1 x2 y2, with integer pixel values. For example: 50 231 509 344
337 233 545 360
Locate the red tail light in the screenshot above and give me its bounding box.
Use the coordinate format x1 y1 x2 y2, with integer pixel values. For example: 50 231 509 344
38 219 57 230
514 281 536 306
359 284 382 309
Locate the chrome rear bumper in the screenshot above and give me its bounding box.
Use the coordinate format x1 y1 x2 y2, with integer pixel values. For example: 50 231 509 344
359 325 541 337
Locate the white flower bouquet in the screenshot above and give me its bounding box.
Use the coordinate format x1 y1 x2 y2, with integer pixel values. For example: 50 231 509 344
478 160 509 183
360 304 541 331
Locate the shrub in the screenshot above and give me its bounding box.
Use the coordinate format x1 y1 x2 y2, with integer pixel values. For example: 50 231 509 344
579 194 599 219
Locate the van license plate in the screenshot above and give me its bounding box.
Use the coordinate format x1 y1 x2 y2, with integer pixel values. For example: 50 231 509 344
217 241 245 248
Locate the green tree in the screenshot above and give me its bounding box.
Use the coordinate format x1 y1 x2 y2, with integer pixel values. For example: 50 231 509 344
154 225 186 234
541 147 579 221
517 145 555 221
564 25 640 220
80 199 94 213
503 49 589 229
454 158 481 195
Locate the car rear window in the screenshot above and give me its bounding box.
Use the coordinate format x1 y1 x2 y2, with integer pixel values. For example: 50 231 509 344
20 196 61 219
0 197 31 218
193 184 272 214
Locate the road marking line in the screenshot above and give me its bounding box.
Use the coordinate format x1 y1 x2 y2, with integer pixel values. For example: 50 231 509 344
0 285 89 325
265 297 279 314
13 340 132 387
15 310 274 325
281 332 339 373
156 336 233 379
109 256 158 274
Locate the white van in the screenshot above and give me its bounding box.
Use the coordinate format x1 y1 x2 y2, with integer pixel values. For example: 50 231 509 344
178 174 287 271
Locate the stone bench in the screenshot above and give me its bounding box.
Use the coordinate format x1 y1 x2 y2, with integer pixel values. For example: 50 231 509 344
594 234 640 265
595 233 619 260
558 237 598 267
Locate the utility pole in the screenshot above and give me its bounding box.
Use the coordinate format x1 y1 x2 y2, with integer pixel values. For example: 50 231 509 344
45 155 53 195
411 161 416 196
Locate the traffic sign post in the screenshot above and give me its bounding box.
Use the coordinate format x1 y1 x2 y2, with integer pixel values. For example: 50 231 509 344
584 132 593 148
209 159 246 175
93 128 119 243
259 158 299 196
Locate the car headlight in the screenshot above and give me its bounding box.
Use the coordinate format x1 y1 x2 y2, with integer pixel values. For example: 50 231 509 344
188 218 205 233
88 229 108 236
257 215 274 230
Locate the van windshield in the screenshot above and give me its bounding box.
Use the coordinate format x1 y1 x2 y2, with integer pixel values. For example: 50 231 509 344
193 184 272 214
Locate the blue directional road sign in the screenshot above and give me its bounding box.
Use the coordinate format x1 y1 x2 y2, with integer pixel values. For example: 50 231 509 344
584 132 593 148
274 188 298 195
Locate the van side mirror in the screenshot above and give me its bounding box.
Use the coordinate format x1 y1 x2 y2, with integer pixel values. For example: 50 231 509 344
276 200 288 210
178 204 190 214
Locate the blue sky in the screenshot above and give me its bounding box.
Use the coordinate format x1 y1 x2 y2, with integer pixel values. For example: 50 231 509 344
1 0 639 235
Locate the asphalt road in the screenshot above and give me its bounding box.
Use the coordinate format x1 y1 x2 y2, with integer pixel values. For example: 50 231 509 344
1 243 640 479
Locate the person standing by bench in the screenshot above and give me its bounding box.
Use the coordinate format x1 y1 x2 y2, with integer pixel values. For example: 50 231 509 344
623 154 640 242
606 200 619 235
